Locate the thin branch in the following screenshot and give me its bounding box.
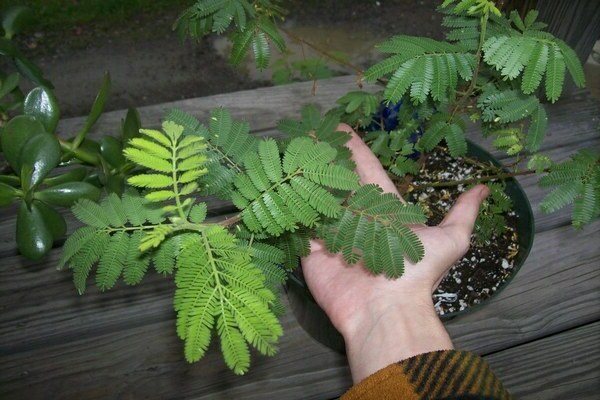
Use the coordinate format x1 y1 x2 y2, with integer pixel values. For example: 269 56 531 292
279 26 388 87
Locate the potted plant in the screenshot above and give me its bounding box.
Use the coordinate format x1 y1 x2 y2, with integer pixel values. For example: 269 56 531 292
1 0 598 375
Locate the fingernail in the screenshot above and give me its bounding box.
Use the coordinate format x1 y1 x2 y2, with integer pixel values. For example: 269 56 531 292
479 185 490 200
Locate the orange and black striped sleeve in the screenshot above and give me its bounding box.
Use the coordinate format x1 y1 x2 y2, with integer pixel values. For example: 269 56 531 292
341 350 511 400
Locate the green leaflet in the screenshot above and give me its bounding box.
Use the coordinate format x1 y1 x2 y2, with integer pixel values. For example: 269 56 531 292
166 108 258 197
419 114 467 157
366 35 474 104
125 120 208 208
482 25 585 102
538 150 600 229
174 226 282 374
321 184 426 277
175 0 286 69
234 137 357 236
278 104 352 149
60 191 166 292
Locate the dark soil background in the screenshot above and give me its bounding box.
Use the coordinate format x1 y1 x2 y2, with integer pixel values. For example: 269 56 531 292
10 0 445 118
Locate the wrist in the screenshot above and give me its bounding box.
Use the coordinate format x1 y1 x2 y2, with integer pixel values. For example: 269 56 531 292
342 296 453 383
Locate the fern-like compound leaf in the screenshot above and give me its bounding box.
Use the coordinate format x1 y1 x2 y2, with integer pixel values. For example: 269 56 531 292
545 44 566 103
96 231 129 291
521 41 549 94
57 226 99 270
539 150 600 229
123 231 151 285
234 137 357 236
526 104 548 152
366 36 473 104
321 184 425 277
174 226 282 374
60 191 167 293
125 120 208 209
446 122 467 157
573 182 598 229
72 199 112 228
166 108 257 197
278 104 351 149
252 31 270 70
540 181 584 214
482 26 585 103
71 232 111 294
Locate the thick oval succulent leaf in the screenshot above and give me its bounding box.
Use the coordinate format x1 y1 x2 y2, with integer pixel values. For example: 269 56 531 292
43 167 88 187
0 115 46 173
35 181 101 207
16 200 53 260
0 174 20 186
100 136 126 168
36 200 67 240
20 133 61 191
77 73 111 142
121 107 141 143
0 181 20 206
1 5 35 39
0 72 20 99
24 86 60 133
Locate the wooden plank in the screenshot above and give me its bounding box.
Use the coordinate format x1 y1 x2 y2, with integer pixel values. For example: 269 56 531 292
1 308 352 400
1 221 598 399
486 322 600 399
1 151 599 355
54 76 598 155
1 133 597 258
55 76 377 137
1 80 598 399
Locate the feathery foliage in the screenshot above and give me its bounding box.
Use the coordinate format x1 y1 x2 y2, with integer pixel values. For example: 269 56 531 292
175 0 286 69
59 191 164 293
419 112 467 157
124 120 208 214
365 35 476 104
174 227 282 373
232 137 359 235
48 0 596 377
474 182 511 244
539 150 600 228
481 10 585 102
166 107 259 197
320 184 426 277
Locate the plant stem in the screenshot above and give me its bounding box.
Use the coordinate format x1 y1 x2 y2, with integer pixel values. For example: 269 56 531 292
220 214 241 227
171 140 187 220
409 168 536 190
279 27 388 87
58 138 100 165
449 9 490 121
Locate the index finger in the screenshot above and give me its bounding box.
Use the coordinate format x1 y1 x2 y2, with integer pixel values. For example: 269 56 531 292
338 123 401 197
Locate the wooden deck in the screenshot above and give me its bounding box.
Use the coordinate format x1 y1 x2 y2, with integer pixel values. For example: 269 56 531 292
1 76 599 399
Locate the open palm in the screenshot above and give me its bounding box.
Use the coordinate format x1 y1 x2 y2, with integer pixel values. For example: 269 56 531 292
301 124 489 338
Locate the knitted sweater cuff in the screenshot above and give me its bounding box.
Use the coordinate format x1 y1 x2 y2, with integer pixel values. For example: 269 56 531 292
341 350 511 400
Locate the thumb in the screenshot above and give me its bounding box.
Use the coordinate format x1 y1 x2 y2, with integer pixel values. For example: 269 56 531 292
439 184 489 249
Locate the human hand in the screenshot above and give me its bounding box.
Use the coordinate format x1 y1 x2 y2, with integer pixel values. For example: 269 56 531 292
301 124 489 382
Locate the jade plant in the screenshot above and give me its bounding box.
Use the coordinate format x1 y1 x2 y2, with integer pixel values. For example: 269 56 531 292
1 0 599 375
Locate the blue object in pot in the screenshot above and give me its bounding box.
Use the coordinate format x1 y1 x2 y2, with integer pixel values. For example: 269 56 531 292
367 100 423 160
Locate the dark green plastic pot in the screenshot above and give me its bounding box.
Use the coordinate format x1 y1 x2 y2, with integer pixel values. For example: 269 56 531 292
286 140 535 353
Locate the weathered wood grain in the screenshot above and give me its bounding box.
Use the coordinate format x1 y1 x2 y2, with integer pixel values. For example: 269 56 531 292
487 322 600 399
1 220 598 399
1 78 599 400
55 76 378 137
1 312 352 400
1 134 597 260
